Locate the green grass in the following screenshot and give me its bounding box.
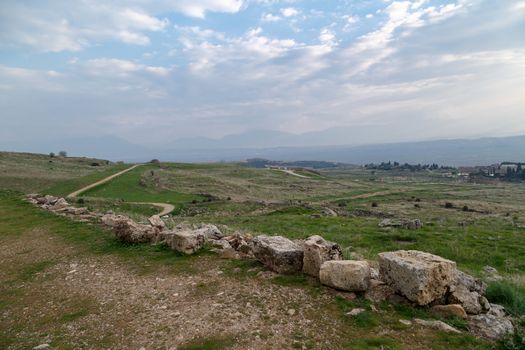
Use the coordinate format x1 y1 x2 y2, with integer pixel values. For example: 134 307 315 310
486 281 525 316
46 163 130 196
80 165 203 205
16 260 55 282
345 336 403 350
178 336 236 350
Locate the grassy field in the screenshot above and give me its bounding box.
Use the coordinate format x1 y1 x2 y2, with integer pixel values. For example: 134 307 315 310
0 151 126 195
1 152 524 348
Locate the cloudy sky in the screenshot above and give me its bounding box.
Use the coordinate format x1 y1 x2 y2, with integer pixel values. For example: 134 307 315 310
1 0 524 148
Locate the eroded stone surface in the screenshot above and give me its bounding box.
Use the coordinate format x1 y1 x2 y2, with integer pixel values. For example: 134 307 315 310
302 235 342 278
319 260 370 292
252 235 303 274
378 250 457 305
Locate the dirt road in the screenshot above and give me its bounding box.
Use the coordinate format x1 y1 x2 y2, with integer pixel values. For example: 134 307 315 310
67 164 176 216
67 164 142 198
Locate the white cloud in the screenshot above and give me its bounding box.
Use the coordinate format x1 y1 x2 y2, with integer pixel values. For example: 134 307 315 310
261 13 281 22
170 0 244 18
280 7 298 17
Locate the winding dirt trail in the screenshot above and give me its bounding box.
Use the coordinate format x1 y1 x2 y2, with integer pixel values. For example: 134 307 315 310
67 164 142 198
67 164 176 216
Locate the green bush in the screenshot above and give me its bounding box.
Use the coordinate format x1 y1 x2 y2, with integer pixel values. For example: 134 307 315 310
486 281 525 316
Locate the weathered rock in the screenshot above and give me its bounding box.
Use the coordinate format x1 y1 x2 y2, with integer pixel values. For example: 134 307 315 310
225 233 253 256
166 230 205 254
209 239 232 250
322 207 338 217
302 235 342 277
101 214 129 228
364 280 396 302
44 195 58 205
431 304 468 319
195 224 222 240
379 219 422 230
114 220 158 244
488 304 506 318
448 285 483 314
378 250 457 305
413 319 461 334
252 235 303 274
319 260 370 292
346 308 366 317
148 215 166 230
455 270 487 295
468 314 514 340
49 197 69 210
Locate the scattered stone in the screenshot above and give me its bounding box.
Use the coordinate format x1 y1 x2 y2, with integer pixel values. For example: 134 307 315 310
252 235 303 274
113 219 158 244
468 314 514 340
49 197 69 210
413 319 461 334
431 304 468 319
399 319 412 326
379 219 422 230
346 308 365 317
195 224 222 240
287 309 296 316
488 304 506 318
302 235 342 278
319 260 370 292
209 239 232 250
455 270 487 295
322 207 338 217
448 285 483 315
33 344 50 350
378 250 457 305
148 215 166 230
166 230 205 254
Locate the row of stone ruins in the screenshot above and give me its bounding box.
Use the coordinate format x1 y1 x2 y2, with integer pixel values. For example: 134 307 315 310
27 194 517 341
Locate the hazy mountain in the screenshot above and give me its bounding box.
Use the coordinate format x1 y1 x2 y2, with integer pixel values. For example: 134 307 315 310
2 133 524 166
161 135 525 166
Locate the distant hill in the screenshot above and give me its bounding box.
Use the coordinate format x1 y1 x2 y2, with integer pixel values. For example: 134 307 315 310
2 134 524 166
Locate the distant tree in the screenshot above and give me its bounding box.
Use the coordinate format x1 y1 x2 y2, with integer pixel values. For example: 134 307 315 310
150 159 160 164
49 152 55 158
58 150 67 157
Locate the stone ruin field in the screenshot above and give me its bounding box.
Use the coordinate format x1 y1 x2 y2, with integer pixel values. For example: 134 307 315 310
1 151 525 350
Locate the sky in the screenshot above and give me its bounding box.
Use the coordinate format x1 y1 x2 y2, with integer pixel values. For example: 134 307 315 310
1 0 525 149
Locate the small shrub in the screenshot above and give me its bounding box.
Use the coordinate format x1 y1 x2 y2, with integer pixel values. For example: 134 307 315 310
77 198 85 204
371 202 378 208
414 203 421 209
191 199 197 204
462 205 469 212
227 197 231 201
415 198 421 202
150 159 160 164
486 281 525 316
338 202 346 207
58 150 67 157
49 152 55 158
445 202 454 209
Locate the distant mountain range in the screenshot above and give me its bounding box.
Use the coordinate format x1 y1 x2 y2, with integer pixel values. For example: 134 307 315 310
2 133 524 166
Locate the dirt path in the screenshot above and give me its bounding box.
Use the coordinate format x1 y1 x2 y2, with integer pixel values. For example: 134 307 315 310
67 164 142 198
348 189 408 200
274 169 309 178
130 202 175 216
67 164 176 217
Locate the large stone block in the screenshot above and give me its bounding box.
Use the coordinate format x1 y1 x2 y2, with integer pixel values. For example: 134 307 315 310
252 235 303 274
303 235 342 277
166 230 205 255
319 260 370 292
378 250 457 305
